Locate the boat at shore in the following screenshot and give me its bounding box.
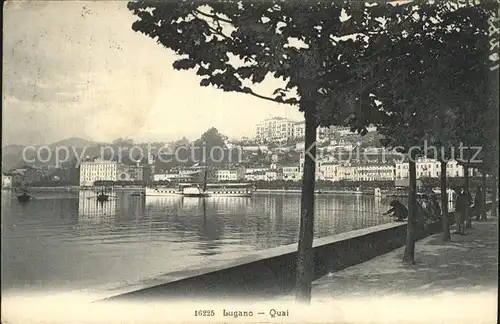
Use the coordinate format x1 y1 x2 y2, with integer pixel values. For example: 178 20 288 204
145 187 182 196
146 169 254 198
204 183 255 197
16 192 32 202
146 183 255 198
15 183 32 203
182 185 209 198
96 186 111 202
181 171 210 197
96 192 109 202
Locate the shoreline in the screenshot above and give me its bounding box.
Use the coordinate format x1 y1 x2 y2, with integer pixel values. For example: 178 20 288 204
1 186 440 198
1 186 407 197
254 189 371 195
2 187 376 195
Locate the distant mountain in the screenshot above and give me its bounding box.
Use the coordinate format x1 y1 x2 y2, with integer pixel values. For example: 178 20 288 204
1 137 102 172
2 144 26 156
49 137 100 149
1 137 173 172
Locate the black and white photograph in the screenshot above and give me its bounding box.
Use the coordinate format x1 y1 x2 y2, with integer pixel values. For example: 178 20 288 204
1 0 499 323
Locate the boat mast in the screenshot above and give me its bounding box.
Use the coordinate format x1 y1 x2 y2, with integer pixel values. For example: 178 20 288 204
202 168 208 192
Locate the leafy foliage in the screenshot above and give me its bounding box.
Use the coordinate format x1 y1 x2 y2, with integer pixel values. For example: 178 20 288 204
128 1 397 122
194 127 226 148
127 0 497 295
344 2 497 156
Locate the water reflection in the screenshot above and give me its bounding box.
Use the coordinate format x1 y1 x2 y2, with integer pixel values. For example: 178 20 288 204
2 192 394 293
1 190 12 210
78 191 117 220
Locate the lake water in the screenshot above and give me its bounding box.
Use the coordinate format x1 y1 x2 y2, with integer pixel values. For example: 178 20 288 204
1 190 395 295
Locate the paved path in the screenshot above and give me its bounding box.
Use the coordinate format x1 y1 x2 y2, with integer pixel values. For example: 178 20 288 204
291 215 498 323
313 218 498 296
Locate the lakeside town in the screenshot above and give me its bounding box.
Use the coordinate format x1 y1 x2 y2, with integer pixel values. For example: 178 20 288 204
2 1 498 323
1 117 477 191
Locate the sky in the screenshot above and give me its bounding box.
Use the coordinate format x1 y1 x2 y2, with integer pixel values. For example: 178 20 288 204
2 1 304 146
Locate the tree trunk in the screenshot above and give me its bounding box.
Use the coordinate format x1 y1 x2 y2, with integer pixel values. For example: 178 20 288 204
464 162 470 192
480 172 487 220
492 175 498 218
403 153 416 264
295 103 317 303
440 160 450 241
464 161 472 229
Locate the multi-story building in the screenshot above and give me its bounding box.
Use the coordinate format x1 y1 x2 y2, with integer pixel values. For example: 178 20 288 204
417 158 440 178
245 171 267 181
319 163 340 182
215 167 246 182
357 163 395 181
395 162 409 180
79 159 119 187
293 121 305 139
291 121 330 142
337 163 359 181
265 169 283 181
446 160 466 178
319 162 395 182
256 117 336 143
282 165 302 181
256 117 296 142
245 167 269 175
395 158 467 180
244 168 284 182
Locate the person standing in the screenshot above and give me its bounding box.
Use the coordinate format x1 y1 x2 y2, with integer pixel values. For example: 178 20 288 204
454 188 469 235
474 185 485 221
417 196 432 231
465 189 473 229
428 192 441 222
448 188 457 214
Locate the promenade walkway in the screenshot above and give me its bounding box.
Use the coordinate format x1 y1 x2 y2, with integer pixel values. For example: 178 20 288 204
300 215 498 323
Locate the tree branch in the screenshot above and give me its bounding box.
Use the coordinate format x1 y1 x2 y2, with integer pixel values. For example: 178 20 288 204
190 9 297 107
190 11 234 42
193 9 233 24
240 86 297 105
206 25 232 41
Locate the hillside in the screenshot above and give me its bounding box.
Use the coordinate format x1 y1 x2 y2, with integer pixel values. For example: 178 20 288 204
49 137 99 149
2 138 101 171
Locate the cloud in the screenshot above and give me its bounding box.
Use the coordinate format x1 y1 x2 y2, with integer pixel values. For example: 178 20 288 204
2 1 303 146
2 1 166 145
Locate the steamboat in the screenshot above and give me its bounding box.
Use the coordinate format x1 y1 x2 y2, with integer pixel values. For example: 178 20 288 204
146 170 254 198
